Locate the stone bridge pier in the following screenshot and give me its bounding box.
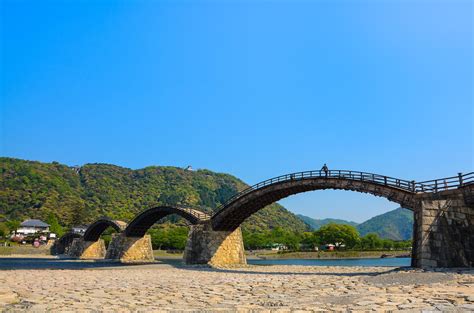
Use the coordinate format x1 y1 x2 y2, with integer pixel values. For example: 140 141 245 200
67 238 107 259
413 188 474 268
184 221 246 267
105 234 154 263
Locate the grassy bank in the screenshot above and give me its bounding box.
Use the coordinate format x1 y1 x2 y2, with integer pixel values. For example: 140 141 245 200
153 250 183 258
252 250 411 259
0 245 52 256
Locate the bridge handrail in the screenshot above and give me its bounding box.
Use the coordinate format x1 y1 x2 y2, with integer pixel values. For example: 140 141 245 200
216 170 474 211
415 172 474 193
163 205 211 221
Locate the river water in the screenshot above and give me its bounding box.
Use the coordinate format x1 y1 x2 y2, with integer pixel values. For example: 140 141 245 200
248 257 411 267
0 257 411 270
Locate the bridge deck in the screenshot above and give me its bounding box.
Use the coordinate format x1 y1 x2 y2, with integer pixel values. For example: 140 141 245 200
216 170 474 212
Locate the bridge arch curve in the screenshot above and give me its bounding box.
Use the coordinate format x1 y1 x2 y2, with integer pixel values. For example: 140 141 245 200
58 232 82 246
83 218 127 242
211 170 421 231
53 232 82 255
124 206 210 237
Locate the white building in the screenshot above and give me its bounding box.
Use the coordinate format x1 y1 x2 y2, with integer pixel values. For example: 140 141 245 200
15 219 50 235
71 225 88 235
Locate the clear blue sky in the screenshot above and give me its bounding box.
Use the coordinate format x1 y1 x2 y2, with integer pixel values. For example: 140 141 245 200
1 0 472 222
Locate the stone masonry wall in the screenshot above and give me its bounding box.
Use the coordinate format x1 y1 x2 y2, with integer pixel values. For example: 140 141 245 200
80 240 106 259
414 195 473 267
105 234 154 263
67 238 84 257
184 222 246 267
67 238 106 259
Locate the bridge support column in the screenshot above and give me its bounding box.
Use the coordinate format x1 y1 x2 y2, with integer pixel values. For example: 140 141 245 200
51 240 67 255
105 234 154 263
183 222 246 267
67 238 107 259
413 196 473 268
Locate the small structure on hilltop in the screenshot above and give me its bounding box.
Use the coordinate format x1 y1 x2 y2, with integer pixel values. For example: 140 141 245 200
69 165 81 174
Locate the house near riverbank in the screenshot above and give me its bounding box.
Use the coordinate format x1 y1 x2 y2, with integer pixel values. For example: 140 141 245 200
325 244 335 251
270 243 288 251
15 219 50 235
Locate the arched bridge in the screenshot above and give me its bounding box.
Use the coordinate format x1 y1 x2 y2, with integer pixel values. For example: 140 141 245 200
55 169 473 268
52 232 82 255
211 170 474 231
83 218 127 241
125 206 210 237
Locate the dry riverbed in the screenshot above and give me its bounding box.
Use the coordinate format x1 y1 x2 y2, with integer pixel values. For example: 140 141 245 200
0 262 472 312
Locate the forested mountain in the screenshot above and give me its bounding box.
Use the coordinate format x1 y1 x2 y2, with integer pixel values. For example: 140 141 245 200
357 208 413 240
297 208 413 240
0 158 308 233
297 215 358 230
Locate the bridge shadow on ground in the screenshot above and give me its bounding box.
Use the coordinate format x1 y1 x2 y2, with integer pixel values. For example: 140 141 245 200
156 258 410 277
0 257 420 277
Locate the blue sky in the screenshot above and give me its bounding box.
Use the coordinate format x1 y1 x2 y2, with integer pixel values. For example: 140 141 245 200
1 0 472 222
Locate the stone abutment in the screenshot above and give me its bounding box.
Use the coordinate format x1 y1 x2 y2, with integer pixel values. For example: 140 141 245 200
184 222 246 267
105 234 154 263
67 238 107 259
413 189 473 268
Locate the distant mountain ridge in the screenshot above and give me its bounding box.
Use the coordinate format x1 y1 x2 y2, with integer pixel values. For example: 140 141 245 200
357 208 413 240
298 207 414 240
297 215 358 230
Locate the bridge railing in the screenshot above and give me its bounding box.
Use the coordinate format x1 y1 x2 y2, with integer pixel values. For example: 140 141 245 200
415 172 474 193
216 170 474 210
175 206 211 221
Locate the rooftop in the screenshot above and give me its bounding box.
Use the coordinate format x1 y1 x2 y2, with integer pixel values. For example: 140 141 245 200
20 219 50 228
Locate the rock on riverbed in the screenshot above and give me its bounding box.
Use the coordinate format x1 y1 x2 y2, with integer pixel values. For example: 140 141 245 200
0 264 472 312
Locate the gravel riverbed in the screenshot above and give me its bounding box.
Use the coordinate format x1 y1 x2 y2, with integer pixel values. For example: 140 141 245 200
0 263 472 312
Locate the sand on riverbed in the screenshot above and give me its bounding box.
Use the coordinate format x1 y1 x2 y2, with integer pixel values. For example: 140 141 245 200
0 263 472 312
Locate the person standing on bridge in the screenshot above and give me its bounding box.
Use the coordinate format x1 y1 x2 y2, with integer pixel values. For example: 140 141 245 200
321 164 329 177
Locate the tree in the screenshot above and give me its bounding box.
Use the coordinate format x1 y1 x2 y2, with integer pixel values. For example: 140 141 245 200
46 213 64 237
167 226 188 250
360 233 383 250
149 228 168 250
0 223 10 238
269 227 302 251
243 231 271 249
301 232 320 249
382 239 394 250
316 223 360 249
148 225 189 250
5 220 20 233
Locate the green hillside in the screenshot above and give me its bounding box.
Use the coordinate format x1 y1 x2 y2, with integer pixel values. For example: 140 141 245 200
297 208 413 241
0 157 308 233
356 208 414 240
297 214 358 230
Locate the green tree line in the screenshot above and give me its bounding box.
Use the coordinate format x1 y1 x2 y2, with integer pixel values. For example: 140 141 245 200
243 223 411 251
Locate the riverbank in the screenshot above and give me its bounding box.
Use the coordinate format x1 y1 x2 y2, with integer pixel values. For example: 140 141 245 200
152 250 411 260
0 246 51 256
251 250 411 259
0 261 471 311
0 247 410 260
